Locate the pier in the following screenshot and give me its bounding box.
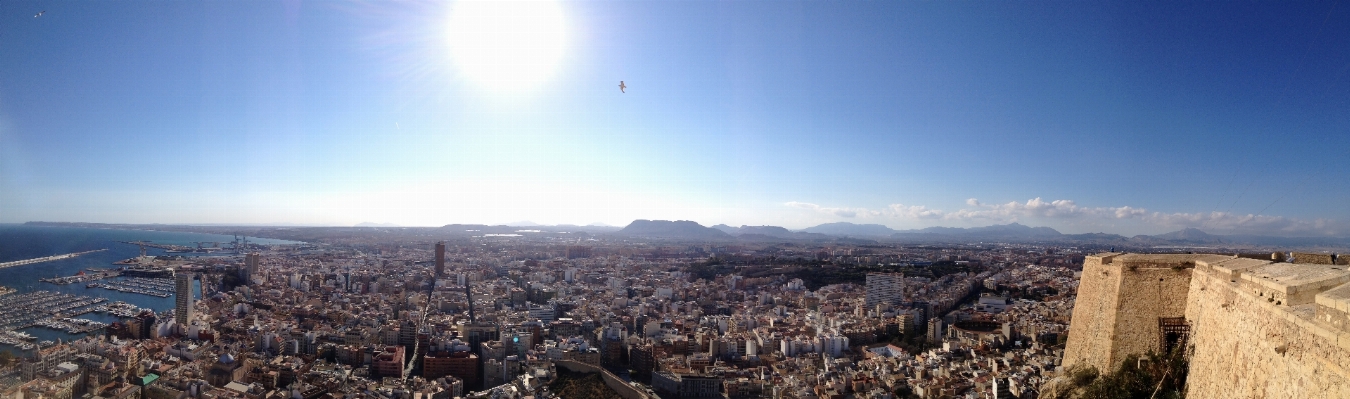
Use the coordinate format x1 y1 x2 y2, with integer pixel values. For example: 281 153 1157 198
40 269 121 285
117 241 193 252
0 249 107 269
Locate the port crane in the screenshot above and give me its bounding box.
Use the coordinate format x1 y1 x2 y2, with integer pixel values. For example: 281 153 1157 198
231 234 249 251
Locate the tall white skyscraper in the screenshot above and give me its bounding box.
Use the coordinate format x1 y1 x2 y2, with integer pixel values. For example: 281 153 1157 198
865 272 904 308
176 271 195 326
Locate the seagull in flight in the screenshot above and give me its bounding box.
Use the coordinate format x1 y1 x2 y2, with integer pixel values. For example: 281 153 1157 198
618 81 626 93
34 11 45 18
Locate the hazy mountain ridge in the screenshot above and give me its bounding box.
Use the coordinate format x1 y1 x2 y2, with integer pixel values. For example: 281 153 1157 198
22 221 1350 250
1138 227 1223 243
711 224 830 240
616 220 731 239
800 222 899 237
900 222 1063 237
439 223 621 234
792 221 1347 249
354 222 400 227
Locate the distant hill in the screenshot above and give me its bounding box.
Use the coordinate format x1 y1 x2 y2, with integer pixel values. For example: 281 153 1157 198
712 224 830 240
24 220 1350 250
885 222 1063 243
439 224 518 233
894 223 1062 238
711 224 741 235
801 222 898 237
553 224 623 233
354 222 400 227
1062 232 1131 242
1149 227 1223 243
616 220 731 239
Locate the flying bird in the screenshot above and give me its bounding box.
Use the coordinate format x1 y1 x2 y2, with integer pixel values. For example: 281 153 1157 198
618 81 626 93
34 11 45 18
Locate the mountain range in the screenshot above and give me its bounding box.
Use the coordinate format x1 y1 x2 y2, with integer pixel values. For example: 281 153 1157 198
710 224 830 240
616 220 731 239
25 220 1350 249
609 220 1350 249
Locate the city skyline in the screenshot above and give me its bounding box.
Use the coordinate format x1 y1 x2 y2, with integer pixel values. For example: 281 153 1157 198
3 2 1350 237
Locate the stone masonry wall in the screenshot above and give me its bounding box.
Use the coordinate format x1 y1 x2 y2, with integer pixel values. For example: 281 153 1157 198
1062 254 1205 372
1105 266 1193 366
554 360 652 399
1061 254 1122 372
1060 253 1350 398
1185 267 1350 399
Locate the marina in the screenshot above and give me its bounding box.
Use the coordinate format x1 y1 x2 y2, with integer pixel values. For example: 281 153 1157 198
0 225 283 352
0 331 36 351
93 301 149 318
33 318 109 335
0 291 108 332
86 277 175 298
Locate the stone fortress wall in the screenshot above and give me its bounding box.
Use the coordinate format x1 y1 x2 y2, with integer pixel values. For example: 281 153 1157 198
1062 252 1350 398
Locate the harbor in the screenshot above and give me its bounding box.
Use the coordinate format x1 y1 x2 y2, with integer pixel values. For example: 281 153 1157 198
0 291 108 334
115 240 193 252
0 225 295 352
0 293 147 351
0 331 37 351
39 269 121 285
33 318 109 335
86 277 175 298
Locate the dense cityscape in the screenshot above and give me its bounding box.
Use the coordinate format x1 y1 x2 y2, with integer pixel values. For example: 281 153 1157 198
0 221 1110 399
6 0 1350 398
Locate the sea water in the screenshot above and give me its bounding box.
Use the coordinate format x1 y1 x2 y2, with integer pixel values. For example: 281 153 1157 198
0 224 300 351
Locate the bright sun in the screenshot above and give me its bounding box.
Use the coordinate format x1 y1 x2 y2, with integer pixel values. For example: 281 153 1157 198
447 0 567 93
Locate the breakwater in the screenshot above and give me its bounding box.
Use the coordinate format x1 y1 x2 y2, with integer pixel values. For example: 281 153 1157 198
0 249 107 269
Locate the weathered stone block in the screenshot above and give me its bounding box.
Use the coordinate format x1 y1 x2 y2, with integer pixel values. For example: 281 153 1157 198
1238 263 1350 306
1183 266 1350 399
1316 283 1350 333
1206 258 1270 281
1293 252 1335 265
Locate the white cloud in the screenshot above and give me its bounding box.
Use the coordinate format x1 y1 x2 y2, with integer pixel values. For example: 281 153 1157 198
784 202 875 218
1114 206 1147 219
886 204 945 219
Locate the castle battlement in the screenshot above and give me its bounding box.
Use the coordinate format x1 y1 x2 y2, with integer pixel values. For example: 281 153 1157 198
1061 252 1350 398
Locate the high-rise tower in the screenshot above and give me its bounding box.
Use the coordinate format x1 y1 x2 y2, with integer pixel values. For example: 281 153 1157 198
245 253 260 284
175 271 195 326
435 242 446 277
865 272 905 308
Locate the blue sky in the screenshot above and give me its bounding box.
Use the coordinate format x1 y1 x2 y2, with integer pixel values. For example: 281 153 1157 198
1 1 1348 236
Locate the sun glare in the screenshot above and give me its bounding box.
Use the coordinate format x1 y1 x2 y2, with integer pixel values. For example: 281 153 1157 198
447 0 568 93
